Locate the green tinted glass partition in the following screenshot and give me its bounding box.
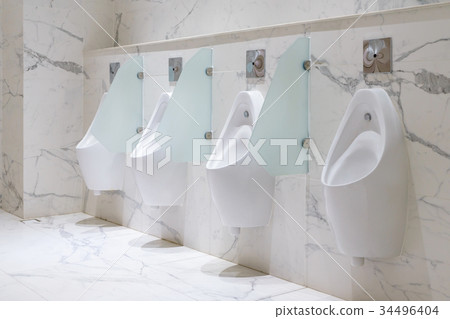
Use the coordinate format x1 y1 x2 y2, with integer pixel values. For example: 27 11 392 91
157 48 212 162
91 56 143 152
250 37 310 176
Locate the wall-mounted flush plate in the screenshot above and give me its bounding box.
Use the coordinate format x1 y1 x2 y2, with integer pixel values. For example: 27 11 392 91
169 57 183 82
246 49 265 78
363 37 392 73
110 62 120 84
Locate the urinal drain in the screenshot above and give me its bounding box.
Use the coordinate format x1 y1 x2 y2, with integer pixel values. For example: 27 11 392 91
364 113 372 121
244 111 249 118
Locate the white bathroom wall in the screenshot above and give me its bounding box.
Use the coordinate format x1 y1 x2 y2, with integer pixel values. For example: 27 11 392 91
83 2 450 300
0 0 3 206
111 0 450 45
307 12 450 300
83 35 309 285
21 0 114 218
0 0 114 218
22 0 86 217
1 0 24 217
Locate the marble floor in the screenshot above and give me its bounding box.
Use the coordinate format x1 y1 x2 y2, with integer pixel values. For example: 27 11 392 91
0 210 341 301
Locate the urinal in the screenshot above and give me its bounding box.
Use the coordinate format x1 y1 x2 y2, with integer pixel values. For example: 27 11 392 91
131 92 187 206
321 88 408 267
206 91 275 234
76 93 125 195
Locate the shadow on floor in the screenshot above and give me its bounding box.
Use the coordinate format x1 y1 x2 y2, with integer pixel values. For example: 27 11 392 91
201 262 265 278
141 239 180 249
75 217 118 228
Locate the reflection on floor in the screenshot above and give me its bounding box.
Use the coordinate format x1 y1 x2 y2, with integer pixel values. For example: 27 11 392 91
0 210 341 301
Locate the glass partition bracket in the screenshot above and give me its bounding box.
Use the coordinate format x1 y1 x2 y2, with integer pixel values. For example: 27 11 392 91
157 48 213 163
250 37 310 176
91 56 144 153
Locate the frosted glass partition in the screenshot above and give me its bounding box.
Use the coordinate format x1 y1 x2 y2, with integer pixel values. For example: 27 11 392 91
91 56 143 152
157 48 212 162
250 37 310 176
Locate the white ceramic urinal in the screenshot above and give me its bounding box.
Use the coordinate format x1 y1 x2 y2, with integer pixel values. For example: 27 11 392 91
321 88 408 267
207 91 275 235
131 92 187 206
77 93 125 195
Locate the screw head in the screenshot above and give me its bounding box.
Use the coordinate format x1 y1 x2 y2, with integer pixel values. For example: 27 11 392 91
303 60 311 71
204 131 212 139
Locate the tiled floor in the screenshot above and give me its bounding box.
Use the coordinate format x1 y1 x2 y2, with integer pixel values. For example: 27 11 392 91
0 210 341 301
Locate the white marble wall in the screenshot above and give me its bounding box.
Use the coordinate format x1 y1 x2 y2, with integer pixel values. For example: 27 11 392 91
0 0 3 206
83 35 308 285
84 2 450 300
307 12 450 301
1 0 114 218
1 0 24 217
22 0 87 218
111 0 450 45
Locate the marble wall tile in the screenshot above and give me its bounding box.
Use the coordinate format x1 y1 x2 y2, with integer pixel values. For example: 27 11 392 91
23 78 83 152
111 0 450 45
80 0 115 51
1 0 24 217
17 0 115 218
83 35 310 286
83 1 450 301
23 145 84 218
306 13 450 300
0 0 3 206
182 163 212 254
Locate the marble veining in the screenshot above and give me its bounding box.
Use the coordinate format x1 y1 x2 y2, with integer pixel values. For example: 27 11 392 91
24 46 83 74
395 38 450 62
84 7 450 300
1 154 23 216
0 210 340 301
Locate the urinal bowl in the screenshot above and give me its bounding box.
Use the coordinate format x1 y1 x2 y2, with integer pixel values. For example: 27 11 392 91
207 157 275 228
76 134 125 193
206 90 275 229
324 160 408 259
321 88 408 263
76 93 125 194
133 147 187 206
131 92 187 206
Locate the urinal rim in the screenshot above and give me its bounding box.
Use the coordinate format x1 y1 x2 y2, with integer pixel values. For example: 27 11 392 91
77 92 109 150
206 90 264 171
216 91 264 140
146 92 172 132
321 88 392 188
130 92 173 161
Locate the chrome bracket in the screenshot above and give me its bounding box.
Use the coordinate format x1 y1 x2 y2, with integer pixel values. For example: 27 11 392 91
246 49 265 78
303 60 311 71
169 57 182 81
204 131 212 140
302 138 310 149
109 62 120 84
205 67 213 76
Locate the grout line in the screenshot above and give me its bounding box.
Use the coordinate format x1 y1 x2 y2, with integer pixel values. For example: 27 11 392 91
256 287 309 301
0 267 48 301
